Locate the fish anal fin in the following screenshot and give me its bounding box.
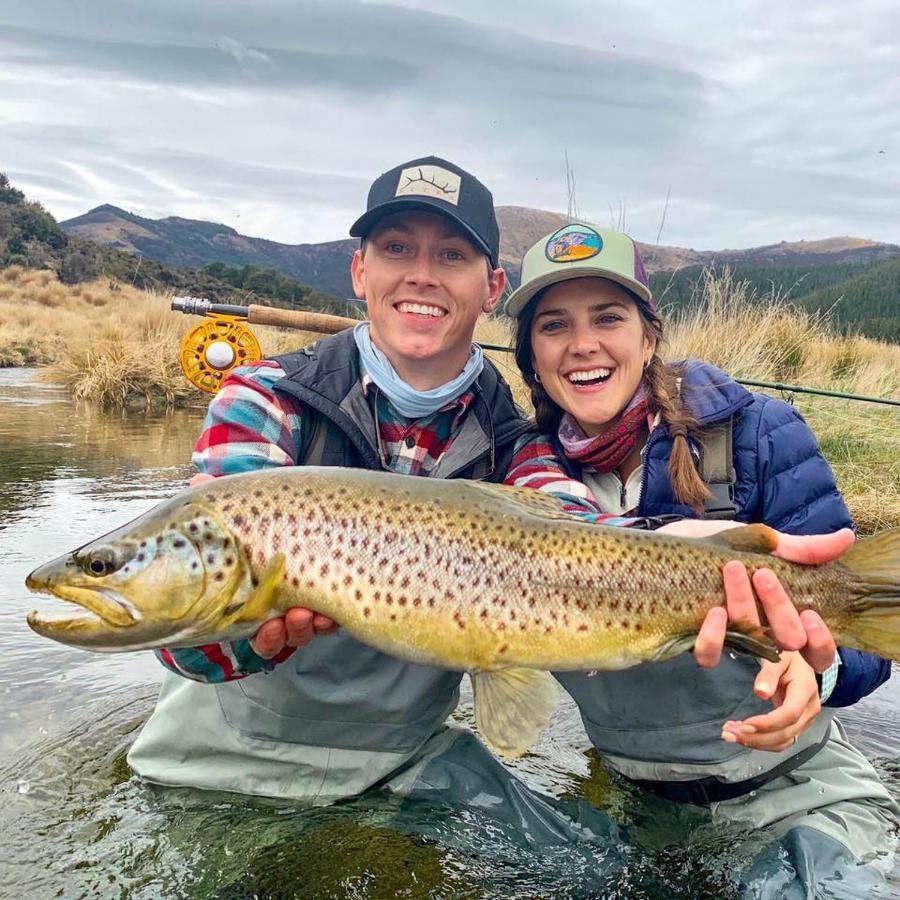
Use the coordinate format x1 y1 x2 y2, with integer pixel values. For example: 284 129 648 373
724 619 780 661
652 618 779 663
236 553 286 623
471 668 558 758
706 524 778 554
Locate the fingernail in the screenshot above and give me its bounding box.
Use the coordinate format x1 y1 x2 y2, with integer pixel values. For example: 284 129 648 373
739 725 757 735
721 731 737 743
756 681 771 695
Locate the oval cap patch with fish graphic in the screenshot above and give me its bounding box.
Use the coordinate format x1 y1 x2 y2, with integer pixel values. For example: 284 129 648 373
545 224 603 263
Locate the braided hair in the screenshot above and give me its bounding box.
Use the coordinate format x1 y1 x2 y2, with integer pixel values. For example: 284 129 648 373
513 286 712 512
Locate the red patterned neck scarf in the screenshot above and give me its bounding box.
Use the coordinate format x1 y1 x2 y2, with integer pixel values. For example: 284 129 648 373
557 389 650 474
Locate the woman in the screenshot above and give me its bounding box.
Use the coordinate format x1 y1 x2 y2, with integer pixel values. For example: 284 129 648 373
503 223 897 886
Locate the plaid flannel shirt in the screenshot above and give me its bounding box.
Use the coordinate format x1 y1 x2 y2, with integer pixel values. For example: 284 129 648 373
158 360 633 683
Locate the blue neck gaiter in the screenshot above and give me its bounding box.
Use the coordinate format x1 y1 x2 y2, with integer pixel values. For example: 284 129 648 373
352 322 484 419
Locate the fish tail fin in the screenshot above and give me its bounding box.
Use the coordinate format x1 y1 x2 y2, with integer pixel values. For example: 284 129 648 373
837 527 900 660
471 668 558 758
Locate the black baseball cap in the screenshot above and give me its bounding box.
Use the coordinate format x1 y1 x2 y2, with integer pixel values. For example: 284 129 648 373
349 156 500 267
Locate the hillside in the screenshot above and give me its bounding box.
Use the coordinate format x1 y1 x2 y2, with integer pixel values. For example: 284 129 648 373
799 256 900 342
62 204 359 299
63 202 900 303
0 174 347 314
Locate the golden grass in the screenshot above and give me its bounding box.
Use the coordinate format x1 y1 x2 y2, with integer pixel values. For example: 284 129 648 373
1 265 897 528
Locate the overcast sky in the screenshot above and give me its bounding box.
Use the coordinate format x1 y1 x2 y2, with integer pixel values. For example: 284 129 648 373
1 0 897 250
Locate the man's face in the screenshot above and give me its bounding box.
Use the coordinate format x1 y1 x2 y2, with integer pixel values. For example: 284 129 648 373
350 210 506 387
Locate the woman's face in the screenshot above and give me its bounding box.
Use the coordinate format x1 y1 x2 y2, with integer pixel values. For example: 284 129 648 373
530 278 656 436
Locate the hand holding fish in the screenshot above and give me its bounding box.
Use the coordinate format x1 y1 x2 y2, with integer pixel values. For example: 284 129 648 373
657 520 850 672
721 652 821 752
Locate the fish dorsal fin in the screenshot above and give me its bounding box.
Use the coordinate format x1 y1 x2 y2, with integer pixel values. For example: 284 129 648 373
464 482 574 523
471 668 559 757
704 524 779 554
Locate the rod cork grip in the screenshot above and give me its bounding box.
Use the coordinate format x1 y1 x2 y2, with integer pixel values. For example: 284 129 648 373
246 305 358 333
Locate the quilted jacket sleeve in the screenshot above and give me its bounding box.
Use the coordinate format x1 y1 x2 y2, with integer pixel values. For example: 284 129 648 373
753 397 891 706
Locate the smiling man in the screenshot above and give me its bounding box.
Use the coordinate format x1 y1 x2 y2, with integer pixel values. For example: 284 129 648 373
126 156 635 804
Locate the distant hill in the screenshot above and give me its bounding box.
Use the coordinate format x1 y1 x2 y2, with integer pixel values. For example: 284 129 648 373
63 203 900 302
799 256 900 342
62 204 359 299
0 174 347 314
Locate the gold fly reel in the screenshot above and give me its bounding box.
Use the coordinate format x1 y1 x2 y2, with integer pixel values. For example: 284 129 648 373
179 315 262 394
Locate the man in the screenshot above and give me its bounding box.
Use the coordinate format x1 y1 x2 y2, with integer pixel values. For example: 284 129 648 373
128 156 881 806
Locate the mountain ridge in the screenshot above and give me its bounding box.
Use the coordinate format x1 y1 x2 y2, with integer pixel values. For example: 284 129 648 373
63 203 900 299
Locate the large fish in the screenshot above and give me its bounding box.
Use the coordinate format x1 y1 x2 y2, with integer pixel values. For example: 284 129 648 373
25 467 900 756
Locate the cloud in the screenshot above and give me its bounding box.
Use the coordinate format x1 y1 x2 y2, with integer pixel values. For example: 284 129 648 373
0 0 896 249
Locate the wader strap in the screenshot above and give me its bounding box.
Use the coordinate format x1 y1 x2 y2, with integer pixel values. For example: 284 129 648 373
630 726 831 806
696 416 738 520
299 411 329 466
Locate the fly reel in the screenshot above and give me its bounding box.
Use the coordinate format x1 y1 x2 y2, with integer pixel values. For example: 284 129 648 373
178 313 262 394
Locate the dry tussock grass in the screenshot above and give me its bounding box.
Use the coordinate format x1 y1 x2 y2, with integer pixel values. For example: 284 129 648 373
1 265 896 527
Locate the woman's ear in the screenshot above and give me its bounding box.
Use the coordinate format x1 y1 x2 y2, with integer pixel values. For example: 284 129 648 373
643 332 658 367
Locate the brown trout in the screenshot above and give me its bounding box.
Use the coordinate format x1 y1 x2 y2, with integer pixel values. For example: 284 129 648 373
25 467 900 756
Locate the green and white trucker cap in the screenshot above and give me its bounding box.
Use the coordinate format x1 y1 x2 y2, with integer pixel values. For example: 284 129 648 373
504 223 654 318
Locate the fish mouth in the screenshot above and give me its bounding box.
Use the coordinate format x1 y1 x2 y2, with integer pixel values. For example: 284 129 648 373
25 580 142 631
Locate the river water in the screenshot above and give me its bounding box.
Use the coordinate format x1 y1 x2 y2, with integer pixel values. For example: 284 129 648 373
0 368 897 899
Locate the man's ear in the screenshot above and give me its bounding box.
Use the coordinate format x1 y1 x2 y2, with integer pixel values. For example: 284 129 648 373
350 249 366 300
482 266 507 314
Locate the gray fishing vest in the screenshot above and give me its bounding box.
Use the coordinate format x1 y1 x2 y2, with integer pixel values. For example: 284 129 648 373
215 329 530 754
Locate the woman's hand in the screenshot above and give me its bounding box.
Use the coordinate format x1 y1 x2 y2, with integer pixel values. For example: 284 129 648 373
189 473 339 658
720 652 821 752
655 520 852 672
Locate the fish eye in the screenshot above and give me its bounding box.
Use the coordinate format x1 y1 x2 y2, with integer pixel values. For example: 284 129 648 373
82 547 120 578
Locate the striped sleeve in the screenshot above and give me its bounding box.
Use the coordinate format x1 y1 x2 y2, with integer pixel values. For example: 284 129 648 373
506 433 635 527
192 361 305 477
155 642 297 683
158 361 304 683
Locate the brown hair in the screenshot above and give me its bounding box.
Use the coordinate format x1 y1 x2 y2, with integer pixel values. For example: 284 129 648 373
513 287 712 512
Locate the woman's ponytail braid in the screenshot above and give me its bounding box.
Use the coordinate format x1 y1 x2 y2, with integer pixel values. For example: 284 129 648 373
643 355 712 512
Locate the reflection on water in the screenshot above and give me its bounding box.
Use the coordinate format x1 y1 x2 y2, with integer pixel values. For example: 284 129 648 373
0 369 897 898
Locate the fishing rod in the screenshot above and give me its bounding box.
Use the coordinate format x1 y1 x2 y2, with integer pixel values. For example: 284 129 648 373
171 297 900 407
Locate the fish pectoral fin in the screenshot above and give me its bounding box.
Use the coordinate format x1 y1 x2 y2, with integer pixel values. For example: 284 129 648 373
234 553 286 623
652 619 780 663
705 524 779 554
471 668 558 758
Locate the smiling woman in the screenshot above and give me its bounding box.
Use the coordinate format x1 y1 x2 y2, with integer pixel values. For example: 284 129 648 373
503 222 898 891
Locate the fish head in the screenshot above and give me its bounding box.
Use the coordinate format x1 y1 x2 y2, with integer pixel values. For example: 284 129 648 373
25 499 252 651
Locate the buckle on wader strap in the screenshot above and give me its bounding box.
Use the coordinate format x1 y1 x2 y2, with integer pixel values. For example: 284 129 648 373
695 417 738 520
629 729 831 806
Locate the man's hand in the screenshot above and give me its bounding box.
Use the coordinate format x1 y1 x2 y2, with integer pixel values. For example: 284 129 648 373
721 652 821 752
189 473 339 658
656 520 853 672
250 608 339 659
